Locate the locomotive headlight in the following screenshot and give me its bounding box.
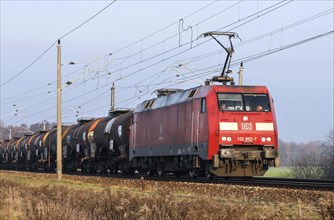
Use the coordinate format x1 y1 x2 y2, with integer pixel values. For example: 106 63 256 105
262 137 272 142
222 136 232 142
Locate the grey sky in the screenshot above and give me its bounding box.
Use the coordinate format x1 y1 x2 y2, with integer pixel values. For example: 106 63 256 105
1 1 333 143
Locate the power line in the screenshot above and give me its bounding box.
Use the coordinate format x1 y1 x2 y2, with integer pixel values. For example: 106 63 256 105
120 30 334 99
8 0 306 106
40 30 334 122
5 1 246 106
168 30 334 84
104 1 243 74
60 1 240 86
233 30 334 65
59 0 117 39
5 0 297 124
1 41 57 86
100 0 292 82
179 8 334 66
5 1 332 124
52 0 241 88
0 1 117 87
111 0 219 54
1 0 216 100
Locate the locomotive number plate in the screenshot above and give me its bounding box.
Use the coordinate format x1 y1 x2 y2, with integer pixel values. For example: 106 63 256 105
241 123 252 130
237 137 257 142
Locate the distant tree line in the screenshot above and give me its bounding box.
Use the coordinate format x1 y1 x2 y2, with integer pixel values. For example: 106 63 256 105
279 129 334 179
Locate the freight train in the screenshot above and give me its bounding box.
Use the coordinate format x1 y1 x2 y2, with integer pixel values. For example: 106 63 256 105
0 84 279 178
0 32 279 178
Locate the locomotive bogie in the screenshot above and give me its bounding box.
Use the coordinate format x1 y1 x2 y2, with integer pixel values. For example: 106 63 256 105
209 146 277 176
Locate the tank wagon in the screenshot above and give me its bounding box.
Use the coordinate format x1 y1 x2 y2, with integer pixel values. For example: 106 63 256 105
57 110 132 174
0 140 10 169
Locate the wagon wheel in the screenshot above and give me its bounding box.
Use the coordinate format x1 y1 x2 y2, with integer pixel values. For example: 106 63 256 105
147 169 155 177
157 162 165 177
100 164 107 174
157 168 165 177
174 171 182 178
189 169 197 179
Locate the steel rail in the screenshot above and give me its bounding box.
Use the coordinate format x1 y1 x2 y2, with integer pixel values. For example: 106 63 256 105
2 169 333 190
64 171 334 190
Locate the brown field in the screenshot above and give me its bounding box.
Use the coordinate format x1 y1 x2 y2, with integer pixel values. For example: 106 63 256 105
0 170 333 220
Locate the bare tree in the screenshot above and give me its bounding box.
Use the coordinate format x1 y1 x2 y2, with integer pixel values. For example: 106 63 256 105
290 129 334 179
320 129 334 179
291 152 324 179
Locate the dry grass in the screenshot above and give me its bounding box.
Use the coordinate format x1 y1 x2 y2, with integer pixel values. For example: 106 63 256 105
0 170 333 220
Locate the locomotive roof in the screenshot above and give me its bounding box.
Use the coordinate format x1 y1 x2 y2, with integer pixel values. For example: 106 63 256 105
134 85 268 112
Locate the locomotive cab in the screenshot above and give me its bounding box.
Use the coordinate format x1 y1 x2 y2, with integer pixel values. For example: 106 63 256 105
208 85 279 176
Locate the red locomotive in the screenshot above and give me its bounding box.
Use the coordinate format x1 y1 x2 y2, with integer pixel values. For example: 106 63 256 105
129 85 278 178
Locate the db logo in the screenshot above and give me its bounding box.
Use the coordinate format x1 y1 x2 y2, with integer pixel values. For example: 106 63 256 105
241 123 252 130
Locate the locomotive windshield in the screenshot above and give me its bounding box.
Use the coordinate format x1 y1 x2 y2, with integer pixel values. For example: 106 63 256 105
244 94 270 112
218 94 243 111
218 93 270 112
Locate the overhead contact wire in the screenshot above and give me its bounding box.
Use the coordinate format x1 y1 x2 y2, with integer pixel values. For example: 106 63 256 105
1 0 117 87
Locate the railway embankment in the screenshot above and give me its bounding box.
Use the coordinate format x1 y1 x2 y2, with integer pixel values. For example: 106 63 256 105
0 170 333 219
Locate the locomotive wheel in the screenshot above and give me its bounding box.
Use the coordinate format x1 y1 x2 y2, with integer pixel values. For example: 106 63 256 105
205 171 214 180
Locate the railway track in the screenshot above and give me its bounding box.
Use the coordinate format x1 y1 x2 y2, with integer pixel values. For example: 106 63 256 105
65 171 334 190
241 177 334 190
2 169 333 190
206 177 334 190
139 175 334 190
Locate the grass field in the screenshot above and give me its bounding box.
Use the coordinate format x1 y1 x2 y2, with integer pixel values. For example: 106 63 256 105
264 167 293 178
0 170 333 220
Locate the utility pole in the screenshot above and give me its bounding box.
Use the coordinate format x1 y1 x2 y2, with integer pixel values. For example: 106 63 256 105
238 62 244 86
110 83 115 112
57 39 62 180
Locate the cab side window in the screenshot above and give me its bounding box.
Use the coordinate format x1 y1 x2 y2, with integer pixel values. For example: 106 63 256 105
201 98 206 113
